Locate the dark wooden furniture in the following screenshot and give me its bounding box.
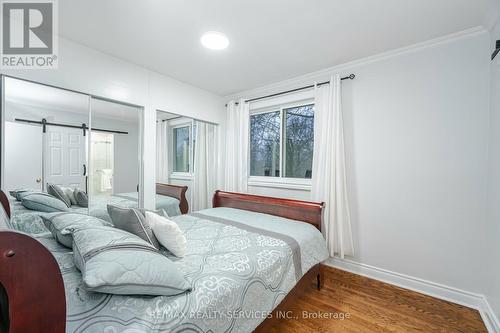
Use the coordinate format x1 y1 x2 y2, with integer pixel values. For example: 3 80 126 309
213 190 324 230
0 191 66 333
0 190 325 333
0 191 10 219
156 183 189 214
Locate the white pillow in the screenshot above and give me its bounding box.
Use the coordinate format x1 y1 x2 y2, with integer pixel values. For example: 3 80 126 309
146 211 187 257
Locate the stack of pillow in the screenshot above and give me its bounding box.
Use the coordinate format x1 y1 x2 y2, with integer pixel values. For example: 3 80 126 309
47 183 88 208
40 204 190 296
107 205 187 257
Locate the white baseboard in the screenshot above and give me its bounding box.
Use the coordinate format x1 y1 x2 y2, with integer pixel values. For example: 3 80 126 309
324 257 500 333
481 298 500 333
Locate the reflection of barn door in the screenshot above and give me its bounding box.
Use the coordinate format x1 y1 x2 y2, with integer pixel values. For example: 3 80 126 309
44 127 86 189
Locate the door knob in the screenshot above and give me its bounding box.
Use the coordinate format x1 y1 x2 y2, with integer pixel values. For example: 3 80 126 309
36 178 42 183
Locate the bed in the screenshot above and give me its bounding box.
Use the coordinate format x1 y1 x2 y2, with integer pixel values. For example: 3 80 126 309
8 183 188 235
0 190 328 333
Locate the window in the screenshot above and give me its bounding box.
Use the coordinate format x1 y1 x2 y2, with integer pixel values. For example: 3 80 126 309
250 103 314 179
250 111 281 177
284 104 314 178
173 126 190 173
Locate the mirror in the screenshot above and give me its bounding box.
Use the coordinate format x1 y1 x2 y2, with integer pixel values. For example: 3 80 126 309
155 110 219 214
2 76 90 217
1 76 144 232
88 97 142 221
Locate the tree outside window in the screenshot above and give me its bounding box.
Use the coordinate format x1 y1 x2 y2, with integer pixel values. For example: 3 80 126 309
250 103 314 179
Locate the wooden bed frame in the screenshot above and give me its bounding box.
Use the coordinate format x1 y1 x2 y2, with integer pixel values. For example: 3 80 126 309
156 182 189 214
213 190 324 230
0 190 324 333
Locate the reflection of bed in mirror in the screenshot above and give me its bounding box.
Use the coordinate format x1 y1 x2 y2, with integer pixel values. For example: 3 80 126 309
156 110 219 212
156 182 189 214
88 183 189 221
7 183 188 235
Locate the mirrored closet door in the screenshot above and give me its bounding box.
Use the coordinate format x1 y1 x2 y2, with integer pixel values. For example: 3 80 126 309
1 76 144 226
155 110 219 215
2 76 91 214
88 97 142 218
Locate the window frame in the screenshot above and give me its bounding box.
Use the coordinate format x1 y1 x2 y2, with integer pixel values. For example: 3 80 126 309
170 120 195 179
248 98 314 190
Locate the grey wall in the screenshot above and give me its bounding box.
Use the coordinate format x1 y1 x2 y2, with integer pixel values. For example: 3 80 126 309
486 20 500 322
231 31 495 307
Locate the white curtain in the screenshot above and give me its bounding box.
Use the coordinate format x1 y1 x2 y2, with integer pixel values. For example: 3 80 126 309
224 99 249 192
311 74 354 258
156 120 169 183
192 121 218 210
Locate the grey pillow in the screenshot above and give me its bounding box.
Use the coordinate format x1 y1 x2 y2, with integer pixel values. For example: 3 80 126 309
9 188 29 200
47 183 71 207
107 205 160 249
72 225 191 296
74 189 88 207
17 190 47 201
41 212 112 248
21 193 70 213
9 188 41 201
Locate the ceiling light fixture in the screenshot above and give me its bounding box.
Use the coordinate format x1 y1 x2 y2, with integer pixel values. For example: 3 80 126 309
201 31 229 50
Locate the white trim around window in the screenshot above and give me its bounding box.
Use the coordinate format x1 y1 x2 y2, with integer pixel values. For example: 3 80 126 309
248 95 315 187
247 176 311 191
169 172 193 181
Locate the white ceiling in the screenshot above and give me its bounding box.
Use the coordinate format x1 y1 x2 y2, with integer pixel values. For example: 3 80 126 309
60 0 496 96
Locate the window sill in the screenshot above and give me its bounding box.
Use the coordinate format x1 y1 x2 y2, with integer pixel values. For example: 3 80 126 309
170 173 193 181
247 176 312 191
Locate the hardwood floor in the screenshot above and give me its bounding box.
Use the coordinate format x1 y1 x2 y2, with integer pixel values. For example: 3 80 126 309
256 265 487 333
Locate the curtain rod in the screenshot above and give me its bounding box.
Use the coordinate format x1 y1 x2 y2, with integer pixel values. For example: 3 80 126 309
226 74 355 107
161 116 183 122
14 118 129 135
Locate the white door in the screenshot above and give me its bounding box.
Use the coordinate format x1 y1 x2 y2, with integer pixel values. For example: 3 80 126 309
44 127 86 190
3 122 43 192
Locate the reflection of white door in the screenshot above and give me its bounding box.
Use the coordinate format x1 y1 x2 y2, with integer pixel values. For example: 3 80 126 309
44 127 86 190
4 122 43 191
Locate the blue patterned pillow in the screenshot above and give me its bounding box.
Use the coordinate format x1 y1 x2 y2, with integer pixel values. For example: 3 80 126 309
21 193 69 213
72 225 191 296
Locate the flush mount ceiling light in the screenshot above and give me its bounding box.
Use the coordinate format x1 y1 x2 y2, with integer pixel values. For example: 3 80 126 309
200 31 229 50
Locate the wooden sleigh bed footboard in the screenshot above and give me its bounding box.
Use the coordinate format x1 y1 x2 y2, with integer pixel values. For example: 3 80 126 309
0 191 66 333
156 183 189 214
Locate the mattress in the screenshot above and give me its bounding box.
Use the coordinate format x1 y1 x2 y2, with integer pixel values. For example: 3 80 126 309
33 207 329 333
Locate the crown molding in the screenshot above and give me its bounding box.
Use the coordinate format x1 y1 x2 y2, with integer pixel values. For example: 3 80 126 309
225 26 487 102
